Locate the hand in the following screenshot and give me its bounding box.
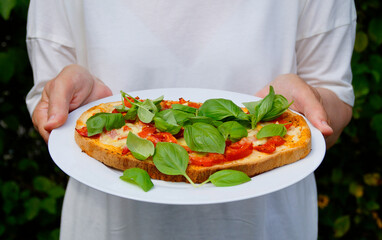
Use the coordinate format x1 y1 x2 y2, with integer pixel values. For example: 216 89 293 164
256 74 352 148
32 64 113 143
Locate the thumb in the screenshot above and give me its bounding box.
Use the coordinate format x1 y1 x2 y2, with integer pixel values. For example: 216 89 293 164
302 101 333 137
43 82 71 132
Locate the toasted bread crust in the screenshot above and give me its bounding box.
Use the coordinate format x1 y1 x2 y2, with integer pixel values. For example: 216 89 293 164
75 101 311 183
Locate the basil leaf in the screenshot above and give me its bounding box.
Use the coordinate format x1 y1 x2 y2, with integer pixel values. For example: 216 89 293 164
152 95 164 112
152 95 164 105
242 100 261 115
208 170 251 187
256 86 275 121
120 91 163 123
86 114 107 136
114 104 130 112
237 111 250 121
104 113 125 131
86 113 125 136
121 91 140 105
153 142 189 176
124 104 138 120
198 98 245 121
262 95 293 121
218 121 248 142
153 110 181 135
126 132 155 160
242 86 276 128
172 109 195 125
185 116 216 125
137 99 158 123
184 122 226 154
172 104 197 114
120 168 154 192
256 124 287 139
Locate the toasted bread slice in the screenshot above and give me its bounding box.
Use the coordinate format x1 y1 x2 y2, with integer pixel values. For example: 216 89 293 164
75 101 311 183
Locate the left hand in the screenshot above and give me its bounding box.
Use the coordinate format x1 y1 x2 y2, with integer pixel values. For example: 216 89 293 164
256 74 352 148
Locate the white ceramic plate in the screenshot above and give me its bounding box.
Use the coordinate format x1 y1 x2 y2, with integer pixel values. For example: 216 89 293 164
48 88 326 205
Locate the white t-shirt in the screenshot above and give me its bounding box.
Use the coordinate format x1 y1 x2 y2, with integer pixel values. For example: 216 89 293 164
26 1 356 239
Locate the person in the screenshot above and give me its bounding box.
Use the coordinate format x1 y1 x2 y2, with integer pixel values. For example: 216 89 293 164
26 1 356 239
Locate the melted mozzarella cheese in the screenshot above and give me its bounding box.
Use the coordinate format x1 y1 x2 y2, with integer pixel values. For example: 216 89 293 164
285 126 301 142
99 122 143 148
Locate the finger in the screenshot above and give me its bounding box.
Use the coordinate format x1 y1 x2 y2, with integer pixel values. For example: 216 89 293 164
32 99 51 143
73 79 113 107
43 79 73 132
301 95 334 137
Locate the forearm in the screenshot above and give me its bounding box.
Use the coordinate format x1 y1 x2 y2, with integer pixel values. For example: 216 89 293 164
316 87 353 148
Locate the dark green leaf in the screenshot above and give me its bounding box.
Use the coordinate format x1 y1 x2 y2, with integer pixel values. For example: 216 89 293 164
184 123 226 154
368 17 382 45
218 121 248 142
262 95 292 121
33 176 53 193
47 186 66 199
354 31 368 52
0 224 5 236
40 197 57 214
1 181 20 201
0 0 17 20
172 104 197 114
172 109 195 125
154 109 181 134
370 94 382 110
124 104 138 120
0 52 15 83
186 116 216 125
86 112 125 136
333 215 350 238
366 201 380 211
120 168 154 192
24 197 40 220
18 158 39 171
198 98 245 121
153 142 189 176
255 86 275 121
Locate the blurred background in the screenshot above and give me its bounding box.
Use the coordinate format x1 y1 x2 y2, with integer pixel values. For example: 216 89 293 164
0 1 381 239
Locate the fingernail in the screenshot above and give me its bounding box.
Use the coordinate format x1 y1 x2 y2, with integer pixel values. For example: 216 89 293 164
321 121 333 132
48 114 56 123
321 121 329 126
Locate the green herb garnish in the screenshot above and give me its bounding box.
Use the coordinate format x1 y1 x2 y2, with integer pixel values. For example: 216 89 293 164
120 168 154 192
184 122 226 154
86 112 125 136
256 123 288 139
125 132 155 160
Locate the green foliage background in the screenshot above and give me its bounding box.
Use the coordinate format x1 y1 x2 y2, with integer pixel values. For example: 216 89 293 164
0 1 381 239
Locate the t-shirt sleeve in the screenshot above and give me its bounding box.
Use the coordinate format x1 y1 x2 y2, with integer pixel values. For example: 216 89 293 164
296 0 357 106
26 0 76 115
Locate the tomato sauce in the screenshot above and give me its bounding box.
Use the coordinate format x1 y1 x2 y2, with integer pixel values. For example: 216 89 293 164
188 138 254 167
254 136 286 154
75 127 100 138
161 98 202 110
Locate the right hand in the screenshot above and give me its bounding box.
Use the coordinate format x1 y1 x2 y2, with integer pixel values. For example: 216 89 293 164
32 64 112 143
